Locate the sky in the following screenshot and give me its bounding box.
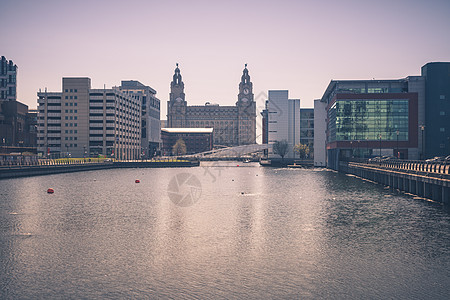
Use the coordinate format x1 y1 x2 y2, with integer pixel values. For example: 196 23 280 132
2 0 450 119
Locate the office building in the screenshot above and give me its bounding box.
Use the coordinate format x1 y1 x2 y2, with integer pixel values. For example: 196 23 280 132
319 79 421 169
0 56 17 102
265 90 300 159
167 64 256 146
119 80 161 158
314 100 327 167
1 56 37 152
300 108 314 158
421 62 450 157
37 78 141 159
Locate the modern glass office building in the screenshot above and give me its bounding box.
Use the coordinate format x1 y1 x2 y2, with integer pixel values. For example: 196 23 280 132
320 79 420 169
328 99 409 142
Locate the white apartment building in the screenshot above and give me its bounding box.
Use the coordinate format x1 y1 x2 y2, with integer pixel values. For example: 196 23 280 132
267 90 300 159
37 78 141 160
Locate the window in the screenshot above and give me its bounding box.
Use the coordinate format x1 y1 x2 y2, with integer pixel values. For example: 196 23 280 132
65 89 68 92
74 96 77 99
70 96 73 100
65 96 68 99
65 130 68 133
70 89 73 92
65 110 68 113
74 116 77 120
74 110 77 113
74 123 77 127
74 103 77 106
65 103 68 106
74 144 77 147
65 137 68 140
70 103 73 106
74 89 77 92
70 110 73 113
65 116 68 120
74 130 77 133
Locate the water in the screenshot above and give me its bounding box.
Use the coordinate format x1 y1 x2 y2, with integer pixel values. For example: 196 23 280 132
1 162 450 299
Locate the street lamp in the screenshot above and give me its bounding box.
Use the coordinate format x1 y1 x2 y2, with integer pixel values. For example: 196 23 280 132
379 134 382 157
420 124 425 160
396 130 400 159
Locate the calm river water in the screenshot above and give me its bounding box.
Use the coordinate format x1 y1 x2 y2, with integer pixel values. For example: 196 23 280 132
1 162 450 299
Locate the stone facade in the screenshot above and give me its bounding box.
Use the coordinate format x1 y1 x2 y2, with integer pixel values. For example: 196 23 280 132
167 64 256 147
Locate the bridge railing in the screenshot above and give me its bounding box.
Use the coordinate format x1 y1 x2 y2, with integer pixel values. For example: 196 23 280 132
359 158 450 175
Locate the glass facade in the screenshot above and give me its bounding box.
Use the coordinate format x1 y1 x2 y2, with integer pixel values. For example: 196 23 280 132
328 99 409 142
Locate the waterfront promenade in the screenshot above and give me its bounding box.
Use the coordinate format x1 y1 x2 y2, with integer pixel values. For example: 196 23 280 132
340 159 450 204
0 158 199 179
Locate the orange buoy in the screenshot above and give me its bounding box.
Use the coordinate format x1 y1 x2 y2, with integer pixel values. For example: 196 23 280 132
135 180 140 183
47 188 54 194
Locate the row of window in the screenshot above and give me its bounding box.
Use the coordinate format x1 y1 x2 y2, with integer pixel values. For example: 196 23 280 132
64 89 78 93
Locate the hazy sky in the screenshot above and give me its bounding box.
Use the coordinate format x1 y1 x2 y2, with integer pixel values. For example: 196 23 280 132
2 0 450 119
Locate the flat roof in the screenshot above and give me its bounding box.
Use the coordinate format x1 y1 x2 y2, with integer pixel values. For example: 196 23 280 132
161 128 213 133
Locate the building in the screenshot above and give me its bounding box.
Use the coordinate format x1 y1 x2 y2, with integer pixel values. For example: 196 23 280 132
265 90 300 159
37 78 141 159
0 56 17 102
0 56 37 153
119 80 161 158
314 99 327 167
300 108 314 158
421 62 450 158
167 64 256 146
161 128 213 155
318 79 421 169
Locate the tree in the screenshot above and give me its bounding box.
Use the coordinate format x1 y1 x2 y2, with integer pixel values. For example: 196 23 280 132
273 140 289 160
172 138 187 156
294 143 310 159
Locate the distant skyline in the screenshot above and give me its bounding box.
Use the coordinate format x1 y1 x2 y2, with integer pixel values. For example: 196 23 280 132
1 0 450 119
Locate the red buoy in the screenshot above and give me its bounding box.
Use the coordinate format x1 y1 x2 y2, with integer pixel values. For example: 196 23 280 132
237 165 239 167
135 180 140 183
47 188 54 194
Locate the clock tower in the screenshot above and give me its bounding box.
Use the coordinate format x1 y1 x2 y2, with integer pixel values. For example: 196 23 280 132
237 64 256 144
167 63 187 128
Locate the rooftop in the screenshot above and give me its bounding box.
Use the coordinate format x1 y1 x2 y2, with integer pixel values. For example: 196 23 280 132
161 128 214 134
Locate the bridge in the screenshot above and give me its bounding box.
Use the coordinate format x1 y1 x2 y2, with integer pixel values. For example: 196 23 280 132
183 144 272 159
340 159 450 204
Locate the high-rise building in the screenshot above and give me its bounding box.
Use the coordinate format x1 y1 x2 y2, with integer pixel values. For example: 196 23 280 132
1 56 36 152
265 90 300 159
119 80 161 158
421 62 450 157
37 78 141 159
0 56 17 102
167 64 256 146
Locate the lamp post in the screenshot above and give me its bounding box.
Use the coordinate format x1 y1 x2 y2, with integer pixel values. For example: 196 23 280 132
420 124 425 160
379 134 382 157
396 130 400 159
